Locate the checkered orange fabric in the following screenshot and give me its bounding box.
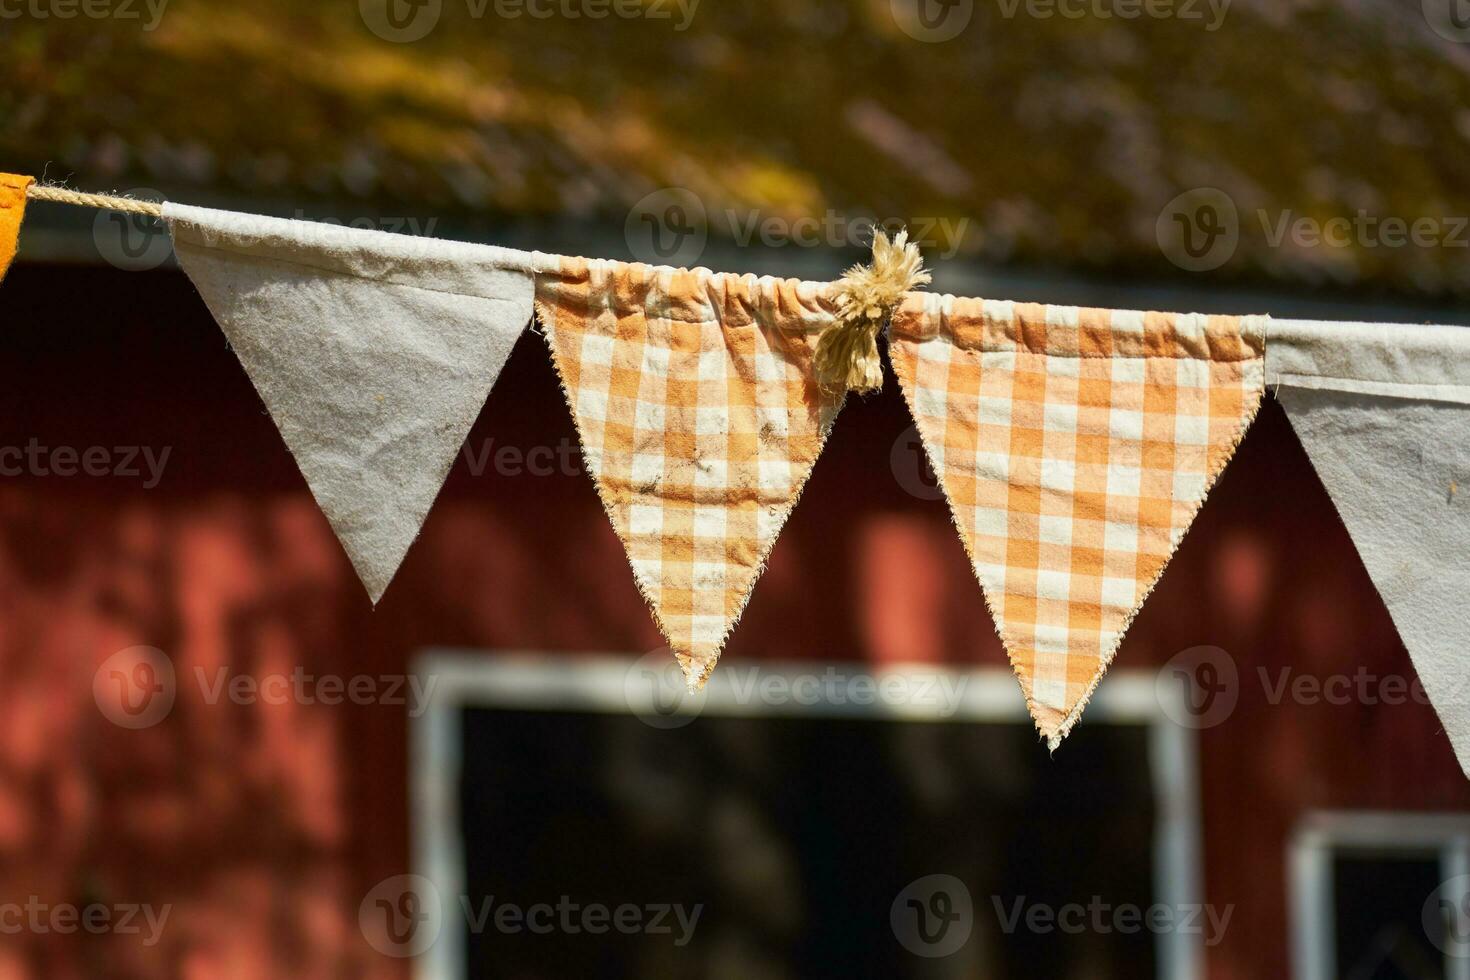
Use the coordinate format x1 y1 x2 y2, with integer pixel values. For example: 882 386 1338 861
0 174 33 283
889 294 1266 745
537 256 845 685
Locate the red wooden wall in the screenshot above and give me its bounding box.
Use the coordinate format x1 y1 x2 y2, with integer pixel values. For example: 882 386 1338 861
0 264 1465 978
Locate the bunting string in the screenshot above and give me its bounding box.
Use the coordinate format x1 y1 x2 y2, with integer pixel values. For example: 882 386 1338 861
25 183 165 217
5 175 1470 768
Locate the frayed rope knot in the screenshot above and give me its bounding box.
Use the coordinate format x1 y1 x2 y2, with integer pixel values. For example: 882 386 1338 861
814 228 930 394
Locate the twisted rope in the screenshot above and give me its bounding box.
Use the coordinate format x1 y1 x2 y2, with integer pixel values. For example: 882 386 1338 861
25 185 164 218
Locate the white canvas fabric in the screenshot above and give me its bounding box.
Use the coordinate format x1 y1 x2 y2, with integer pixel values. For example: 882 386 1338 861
1269 318 1470 774
1268 318 1470 403
166 203 539 602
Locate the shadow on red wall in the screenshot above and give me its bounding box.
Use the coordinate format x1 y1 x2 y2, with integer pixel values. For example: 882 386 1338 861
0 265 1464 978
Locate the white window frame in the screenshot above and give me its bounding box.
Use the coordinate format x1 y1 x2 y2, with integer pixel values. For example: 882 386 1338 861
1290 810 1470 980
409 652 1205 980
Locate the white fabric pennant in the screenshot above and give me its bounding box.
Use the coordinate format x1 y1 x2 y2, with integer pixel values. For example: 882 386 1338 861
166 203 538 602
1269 318 1470 774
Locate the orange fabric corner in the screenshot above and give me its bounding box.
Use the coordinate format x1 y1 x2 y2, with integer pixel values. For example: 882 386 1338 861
0 174 35 283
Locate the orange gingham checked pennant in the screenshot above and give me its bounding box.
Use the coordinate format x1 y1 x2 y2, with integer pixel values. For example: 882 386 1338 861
889 295 1266 745
537 256 844 685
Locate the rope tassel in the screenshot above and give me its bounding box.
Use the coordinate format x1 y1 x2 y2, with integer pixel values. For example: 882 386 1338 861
814 228 930 394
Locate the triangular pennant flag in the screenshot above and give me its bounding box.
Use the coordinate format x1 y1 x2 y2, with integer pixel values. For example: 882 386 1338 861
890 295 1266 746
0 173 34 283
1269 318 1470 776
165 203 536 602
536 257 844 685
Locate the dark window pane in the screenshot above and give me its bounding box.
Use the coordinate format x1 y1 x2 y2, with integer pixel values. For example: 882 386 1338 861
458 708 1157 979
1333 855 1444 980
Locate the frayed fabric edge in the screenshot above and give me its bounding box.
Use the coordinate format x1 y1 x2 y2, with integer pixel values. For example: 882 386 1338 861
533 294 847 693
890 317 1270 750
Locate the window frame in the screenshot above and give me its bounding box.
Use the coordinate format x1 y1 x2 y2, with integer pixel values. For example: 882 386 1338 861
409 652 1206 980
1289 809 1470 980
